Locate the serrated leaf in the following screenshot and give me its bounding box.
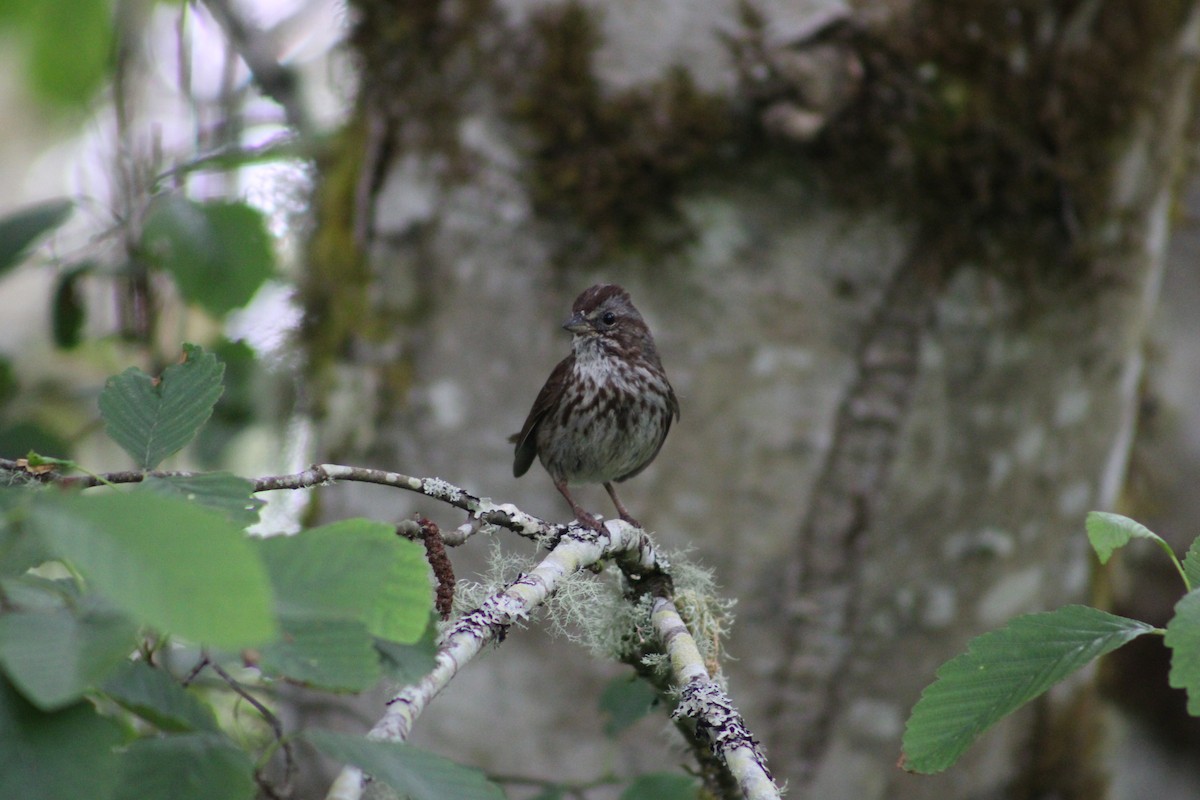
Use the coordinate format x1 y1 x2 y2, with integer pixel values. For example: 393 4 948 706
98 343 225 469
111 733 256 800
620 773 699 800
137 473 263 527
902 605 1154 774
1166 589 1200 715
141 196 274 316
258 618 380 692
31 492 276 649
0 608 138 710
1085 511 1163 564
0 198 73 276
1183 537 1200 592
254 520 430 643
102 661 218 732
600 675 660 737
306 731 505 800
0 676 123 800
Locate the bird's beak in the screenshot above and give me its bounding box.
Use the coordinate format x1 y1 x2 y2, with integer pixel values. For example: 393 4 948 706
562 312 590 334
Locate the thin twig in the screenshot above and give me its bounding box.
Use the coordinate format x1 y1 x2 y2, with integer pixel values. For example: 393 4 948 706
209 659 296 797
1 460 569 545
179 654 211 688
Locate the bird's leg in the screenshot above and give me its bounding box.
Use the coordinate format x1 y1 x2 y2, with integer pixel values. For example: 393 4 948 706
603 482 642 529
554 478 604 531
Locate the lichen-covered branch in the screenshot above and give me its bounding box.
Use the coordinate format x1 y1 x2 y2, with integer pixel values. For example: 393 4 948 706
652 597 776 800
325 512 779 800
1 460 563 545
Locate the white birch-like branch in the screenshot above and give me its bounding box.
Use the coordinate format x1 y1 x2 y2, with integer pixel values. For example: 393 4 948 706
294 473 781 800
652 596 777 800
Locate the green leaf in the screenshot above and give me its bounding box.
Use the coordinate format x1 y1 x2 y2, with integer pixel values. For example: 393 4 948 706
111 733 256 800
0 676 122 800
1085 511 1163 564
0 608 137 710
137 473 264 527
51 263 91 349
141 196 274 316
1166 589 1200 715
306 731 505 800
31 492 277 649
902 605 1154 774
25 0 113 106
375 617 438 685
1183 537 1200 592
620 773 699 800
0 198 73 276
600 675 660 736
98 343 225 469
254 520 430 643
530 789 566 800
258 618 381 692
102 661 218 732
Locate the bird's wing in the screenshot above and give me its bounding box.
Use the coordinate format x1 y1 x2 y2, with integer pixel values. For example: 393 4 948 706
511 354 573 478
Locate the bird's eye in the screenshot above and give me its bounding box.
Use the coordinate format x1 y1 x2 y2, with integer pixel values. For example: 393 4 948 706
601 311 616 326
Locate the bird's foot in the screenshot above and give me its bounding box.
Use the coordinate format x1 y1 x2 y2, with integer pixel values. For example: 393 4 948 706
572 511 606 532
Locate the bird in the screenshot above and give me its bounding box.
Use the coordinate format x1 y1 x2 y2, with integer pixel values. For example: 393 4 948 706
510 284 679 530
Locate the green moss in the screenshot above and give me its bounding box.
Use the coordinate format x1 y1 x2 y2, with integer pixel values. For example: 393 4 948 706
347 0 493 160
304 1 497 411
517 2 741 261
300 122 371 394
816 0 1193 281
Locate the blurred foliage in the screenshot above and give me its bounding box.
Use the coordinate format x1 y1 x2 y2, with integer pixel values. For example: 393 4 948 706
0 200 73 276
0 0 114 108
140 197 275 317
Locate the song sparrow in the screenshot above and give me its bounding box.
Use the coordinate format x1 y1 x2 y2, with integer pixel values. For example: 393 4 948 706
511 284 679 530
